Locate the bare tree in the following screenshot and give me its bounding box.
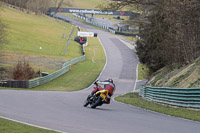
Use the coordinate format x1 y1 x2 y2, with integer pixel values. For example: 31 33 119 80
54 0 58 7
55 0 64 14
13 61 35 80
0 0 52 14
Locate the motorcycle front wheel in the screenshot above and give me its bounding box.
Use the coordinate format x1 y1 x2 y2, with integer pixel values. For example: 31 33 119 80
91 96 102 108
83 99 89 107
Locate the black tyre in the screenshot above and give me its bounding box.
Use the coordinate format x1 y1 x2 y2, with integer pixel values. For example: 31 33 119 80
83 100 89 107
91 96 102 108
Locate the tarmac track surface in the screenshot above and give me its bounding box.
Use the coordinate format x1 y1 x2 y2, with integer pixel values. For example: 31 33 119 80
0 17 200 133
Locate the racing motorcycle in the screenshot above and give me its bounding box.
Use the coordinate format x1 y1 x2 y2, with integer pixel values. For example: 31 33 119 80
83 89 109 108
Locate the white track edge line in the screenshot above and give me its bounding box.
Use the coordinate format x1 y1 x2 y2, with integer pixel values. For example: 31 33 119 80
0 116 67 133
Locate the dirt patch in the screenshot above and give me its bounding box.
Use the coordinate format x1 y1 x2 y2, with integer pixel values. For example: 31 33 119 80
0 51 69 73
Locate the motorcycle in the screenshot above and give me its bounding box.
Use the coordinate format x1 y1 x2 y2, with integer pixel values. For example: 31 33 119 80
83 89 109 108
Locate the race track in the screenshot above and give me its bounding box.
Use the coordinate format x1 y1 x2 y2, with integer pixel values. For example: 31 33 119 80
0 18 200 133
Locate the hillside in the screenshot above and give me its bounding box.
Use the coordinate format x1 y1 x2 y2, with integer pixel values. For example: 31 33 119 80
0 5 106 91
61 0 106 9
146 59 200 88
0 7 82 75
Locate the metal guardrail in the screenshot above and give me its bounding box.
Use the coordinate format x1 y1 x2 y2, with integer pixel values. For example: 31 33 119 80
74 14 139 37
139 86 200 109
74 13 115 33
50 13 71 23
29 55 85 88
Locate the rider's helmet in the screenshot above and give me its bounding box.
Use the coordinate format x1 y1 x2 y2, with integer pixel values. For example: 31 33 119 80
108 79 113 83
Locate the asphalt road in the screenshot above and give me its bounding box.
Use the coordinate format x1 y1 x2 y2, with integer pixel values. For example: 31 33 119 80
0 17 200 133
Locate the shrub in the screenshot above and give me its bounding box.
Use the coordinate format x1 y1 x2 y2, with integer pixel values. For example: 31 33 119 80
13 61 35 80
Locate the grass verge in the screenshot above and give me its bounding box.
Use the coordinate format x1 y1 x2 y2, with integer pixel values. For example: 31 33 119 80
1 7 80 58
31 37 105 91
138 63 149 80
0 37 106 91
0 117 57 133
0 7 83 73
62 0 103 9
0 37 105 132
115 92 200 122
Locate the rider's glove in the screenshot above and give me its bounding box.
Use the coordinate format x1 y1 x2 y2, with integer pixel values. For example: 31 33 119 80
94 80 98 86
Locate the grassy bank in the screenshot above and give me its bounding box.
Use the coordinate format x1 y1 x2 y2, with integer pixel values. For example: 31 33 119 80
62 0 104 9
0 7 83 74
115 93 200 122
146 59 200 88
0 7 106 90
0 118 57 133
31 37 105 91
0 37 106 91
1 7 81 58
138 63 149 80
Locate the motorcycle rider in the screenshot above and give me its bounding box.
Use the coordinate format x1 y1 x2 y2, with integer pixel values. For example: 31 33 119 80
87 79 116 104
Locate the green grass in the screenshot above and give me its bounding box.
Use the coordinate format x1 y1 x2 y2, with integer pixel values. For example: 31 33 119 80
0 118 58 133
62 0 104 9
0 7 83 73
30 37 105 91
1 7 81 59
115 93 200 122
0 37 105 91
0 7 106 131
189 78 200 88
138 63 149 80
125 36 137 42
0 6 106 91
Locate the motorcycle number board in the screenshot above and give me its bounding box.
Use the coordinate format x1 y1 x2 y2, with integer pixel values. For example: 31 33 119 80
78 32 95 37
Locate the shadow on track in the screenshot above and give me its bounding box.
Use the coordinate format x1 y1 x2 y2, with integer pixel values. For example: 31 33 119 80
85 107 114 112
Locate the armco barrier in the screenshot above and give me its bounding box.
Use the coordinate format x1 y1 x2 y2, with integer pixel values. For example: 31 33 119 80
29 55 85 88
139 86 200 108
75 14 138 36
0 55 85 88
51 14 70 23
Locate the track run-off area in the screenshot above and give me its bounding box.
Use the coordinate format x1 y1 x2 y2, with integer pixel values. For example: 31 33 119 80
0 17 200 133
